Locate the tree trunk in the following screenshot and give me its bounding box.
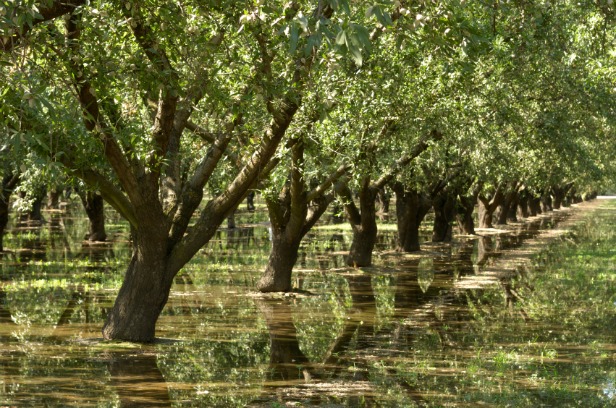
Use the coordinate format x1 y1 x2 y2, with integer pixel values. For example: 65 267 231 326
79 191 107 241
477 190 502 228
517 190 529 219
552 189 564 209
246 190 256 212
0 198 9 252
1 173 19 252
456 182 483 235
528 196 541 216
257 232 302 292
540 194 553 212
347 187 378 267
432 191 455 242
506 190 520 222
392 184 432 252
102 225 173 342
495 189 516 225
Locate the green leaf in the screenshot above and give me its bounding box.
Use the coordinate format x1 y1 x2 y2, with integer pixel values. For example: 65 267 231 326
289 23 300 53
335 29 347 46
349 45 363 66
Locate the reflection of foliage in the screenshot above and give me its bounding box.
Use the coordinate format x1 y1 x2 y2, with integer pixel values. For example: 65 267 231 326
417 258 434 293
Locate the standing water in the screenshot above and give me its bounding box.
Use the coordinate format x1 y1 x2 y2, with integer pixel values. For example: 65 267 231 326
0 199 614 407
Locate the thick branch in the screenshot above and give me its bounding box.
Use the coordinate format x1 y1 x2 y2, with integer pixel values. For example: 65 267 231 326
124 0 178 178
334 179 361 226
75 169 138 228
65 13 142 208
306 163 352 202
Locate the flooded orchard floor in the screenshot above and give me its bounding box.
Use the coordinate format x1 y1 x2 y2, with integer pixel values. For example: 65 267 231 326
0 199 615 407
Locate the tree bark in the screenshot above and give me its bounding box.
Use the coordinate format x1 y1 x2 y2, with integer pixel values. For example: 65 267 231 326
392 185 432 252
79 191 107 241
0 173 19 252
432 190 455 242
456 195 476 235
495 187 517 225
257 231 302 292
540 193 553 212
528 196 541 216
477 188 503 228
517 189 530 219
102 225 172 342
338 180 378 267
506 190 520 223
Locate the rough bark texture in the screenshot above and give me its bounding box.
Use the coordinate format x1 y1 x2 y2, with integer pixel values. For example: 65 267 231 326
343 182 378 267
79 191 107 241
102 225 172 342
392 183 432 252
517 190 530 219
477 188 503 228
257 232 302 292
432 190 455 242
540 194 553 212
61 3 331 341
528 196 542 216
456 195 476 235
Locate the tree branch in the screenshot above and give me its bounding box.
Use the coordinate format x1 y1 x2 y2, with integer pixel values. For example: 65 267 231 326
124 0 178 179
373 129 442 189
64 12 143 208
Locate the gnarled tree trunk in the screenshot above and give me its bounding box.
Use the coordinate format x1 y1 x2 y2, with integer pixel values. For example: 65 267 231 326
477 187 503 228
257 136 340 292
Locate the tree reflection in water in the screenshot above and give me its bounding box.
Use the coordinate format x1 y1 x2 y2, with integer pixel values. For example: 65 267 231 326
107 351 172 407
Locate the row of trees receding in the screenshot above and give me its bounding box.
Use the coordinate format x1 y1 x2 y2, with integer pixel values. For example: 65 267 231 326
1 0 615 342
